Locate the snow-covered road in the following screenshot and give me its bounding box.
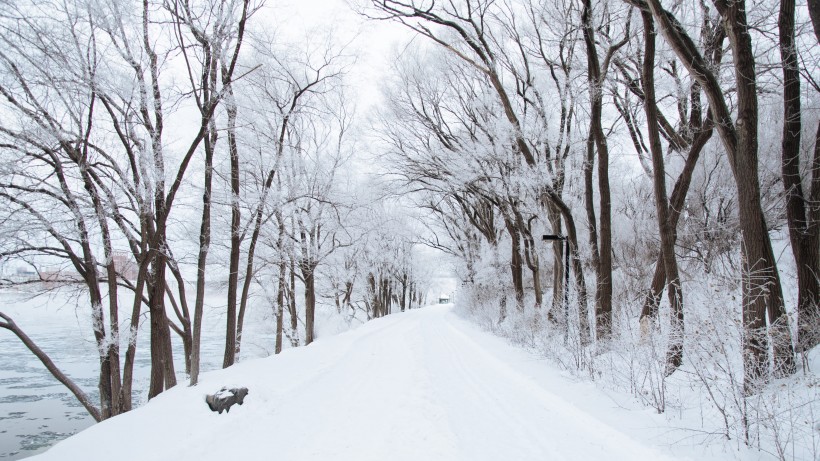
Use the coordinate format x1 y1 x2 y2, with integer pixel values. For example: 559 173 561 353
32 305 691 461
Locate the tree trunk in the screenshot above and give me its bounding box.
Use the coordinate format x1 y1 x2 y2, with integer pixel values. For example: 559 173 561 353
288 259 299 347
644 0 795 391
638 8 722 327
189 120 214 385
641 10 684 374
518 210 542 309
103 258 122 415
120 238 148 411
804 121 820 351
583 131 601 307
529 256 543 310
408 282 414 311
547 204 565 320
90 294 114 420
385 278 393 315
303 267 316 345
275 265 285 354
236 201 265 359
368 273 378 319
76 138 122 416
723 0 794 383
93 201 121 415
582 0 613 341
401 273 408 312
780 0 820 353
543 194 592 345
809 0 820 44
223 77 241 368
166 262 192 375
275 211 286 354
504 216 525 311
147 239 177 399
639 117 712 323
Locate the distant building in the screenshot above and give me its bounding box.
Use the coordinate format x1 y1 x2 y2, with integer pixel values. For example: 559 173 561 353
9 266 38 284
113 253 138 280
15 266 36 277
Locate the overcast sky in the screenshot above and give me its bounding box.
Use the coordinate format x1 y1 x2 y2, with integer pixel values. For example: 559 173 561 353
272 0 416 111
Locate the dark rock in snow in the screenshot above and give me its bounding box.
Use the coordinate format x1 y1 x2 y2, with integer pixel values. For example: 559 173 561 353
205 387 249 414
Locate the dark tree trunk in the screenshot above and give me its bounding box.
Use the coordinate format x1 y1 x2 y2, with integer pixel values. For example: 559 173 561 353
582 0 614 341
275 266 285 354
640 10 684 374
722 0 794 383
275 211 286 354
223 80 241 369
368 273 378 319
644 0 795 387
120 237 148 411
303 268 316 345
781 0 820 353
809 0 820 44
166 261 192 375
190 125 214 385
546 196 592 345
401 273 408 312
288 259 299 347
637 9 722 326
546 204 565 320
236 197 266 359
518 211 542 309
103 256 122 415
147 238 177 399
94 203 121 415
408 282 414 311
583 132 601 307
90 290 114 420
527 250 543 310
189 44 218 386
504 216 525 311
805 121 820 350
386 278 393 315
75 130 122 416
216 0 251 369
639 118 713 323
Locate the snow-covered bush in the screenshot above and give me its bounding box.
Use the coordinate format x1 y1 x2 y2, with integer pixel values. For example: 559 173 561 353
453 243 818 460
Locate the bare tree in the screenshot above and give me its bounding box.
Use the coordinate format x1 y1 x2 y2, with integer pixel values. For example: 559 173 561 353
0 0 257 412
580 0 630 341
369 0 591 337
779 0 820 353
225 30 347 359
640 0 795 388
636 8 684 373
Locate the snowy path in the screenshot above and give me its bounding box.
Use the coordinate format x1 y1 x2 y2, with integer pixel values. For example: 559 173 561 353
32 305 690 461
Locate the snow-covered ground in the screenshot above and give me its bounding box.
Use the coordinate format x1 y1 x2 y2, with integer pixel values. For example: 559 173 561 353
27 304 758 461
0 288 294 459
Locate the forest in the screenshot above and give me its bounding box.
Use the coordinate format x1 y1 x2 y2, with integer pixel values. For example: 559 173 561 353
0 0 817 459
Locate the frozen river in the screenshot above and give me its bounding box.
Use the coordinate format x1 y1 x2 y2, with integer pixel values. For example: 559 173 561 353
0 289 279 459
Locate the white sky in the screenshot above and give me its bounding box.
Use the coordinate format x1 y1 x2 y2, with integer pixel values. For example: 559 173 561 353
269 0 415 112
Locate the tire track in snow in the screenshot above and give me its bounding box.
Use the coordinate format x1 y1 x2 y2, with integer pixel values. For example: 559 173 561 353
421 311 562 460
432 307 688 461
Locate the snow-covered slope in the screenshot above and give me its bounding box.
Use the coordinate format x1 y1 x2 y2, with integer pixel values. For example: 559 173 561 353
31 305 710 461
